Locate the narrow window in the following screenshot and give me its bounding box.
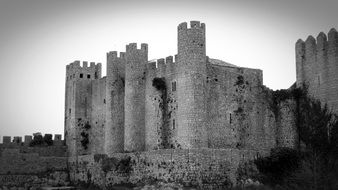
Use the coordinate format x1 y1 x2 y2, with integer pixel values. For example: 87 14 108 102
84 97 87 117
317 75 321 86
95 72 98 79
69 108 71 114
80 73 83 78
229 113 232 124
172 81 176 92
173 119 175 129
87 74 91 79
103 99 106 104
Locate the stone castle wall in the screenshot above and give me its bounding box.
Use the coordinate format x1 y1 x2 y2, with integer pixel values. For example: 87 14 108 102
296 29 338 113
276 99 298 148
0 142 69 189
0 134 66 157
68 148 269 189
206 63 275 151
145 56 177 150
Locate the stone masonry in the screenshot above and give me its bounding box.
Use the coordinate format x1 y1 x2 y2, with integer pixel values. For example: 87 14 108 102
64 21 299 157
296 29 338 113
2 21 335 189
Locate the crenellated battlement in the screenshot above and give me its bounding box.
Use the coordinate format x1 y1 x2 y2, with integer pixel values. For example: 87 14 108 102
66 60 102 80
296 28 338 60
296 28 338 113
107 51 126 59
126 43 148 53
146 56 176 77
1 134 63 145
178 21 205 30
67 60 102 70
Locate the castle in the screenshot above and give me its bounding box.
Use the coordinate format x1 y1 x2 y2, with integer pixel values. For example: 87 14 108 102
1 21 338 189
64 21 299 157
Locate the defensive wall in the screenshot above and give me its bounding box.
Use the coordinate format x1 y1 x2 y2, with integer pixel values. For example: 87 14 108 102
68 148 270 189
0 135 69 189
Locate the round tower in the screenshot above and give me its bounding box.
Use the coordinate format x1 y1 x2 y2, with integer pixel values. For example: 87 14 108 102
176 21 208 149
295 39 305 87
124 43 148 152
105 51 125 154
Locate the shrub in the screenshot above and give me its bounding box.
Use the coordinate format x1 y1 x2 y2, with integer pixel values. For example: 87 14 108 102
43 134 53 146
152 77 166 91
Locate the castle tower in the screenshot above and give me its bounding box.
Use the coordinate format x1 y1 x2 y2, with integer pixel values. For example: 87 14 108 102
64 61 102 156
296 29 338 113
105 51 125 154
124 43 148 152
176 21 208 148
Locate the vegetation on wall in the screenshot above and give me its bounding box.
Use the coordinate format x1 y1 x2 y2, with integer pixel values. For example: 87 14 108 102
80 132 89 150
152 77 171 149
29 132 54 147
152 77 166 91
235 75 244 86
248 86 338 189
80 121 91 150
100 156 133 174
43 134 53 146
268 85 305 119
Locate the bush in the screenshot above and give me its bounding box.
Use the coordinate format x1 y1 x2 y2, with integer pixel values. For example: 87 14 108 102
29 132 44 146
254 147 302 186
152 77 166 91
43 134 53 146
253 86 338 189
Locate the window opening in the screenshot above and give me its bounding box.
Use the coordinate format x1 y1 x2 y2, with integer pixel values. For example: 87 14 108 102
172 81 176 92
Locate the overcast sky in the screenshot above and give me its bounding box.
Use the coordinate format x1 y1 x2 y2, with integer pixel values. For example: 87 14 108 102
0 0 338 140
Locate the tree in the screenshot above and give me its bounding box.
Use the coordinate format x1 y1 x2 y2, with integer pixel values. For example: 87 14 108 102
254 87 338 189
288 88 338 189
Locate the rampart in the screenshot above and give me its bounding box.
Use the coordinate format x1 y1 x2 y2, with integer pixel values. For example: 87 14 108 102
68 148 269 189
0 135 69 189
